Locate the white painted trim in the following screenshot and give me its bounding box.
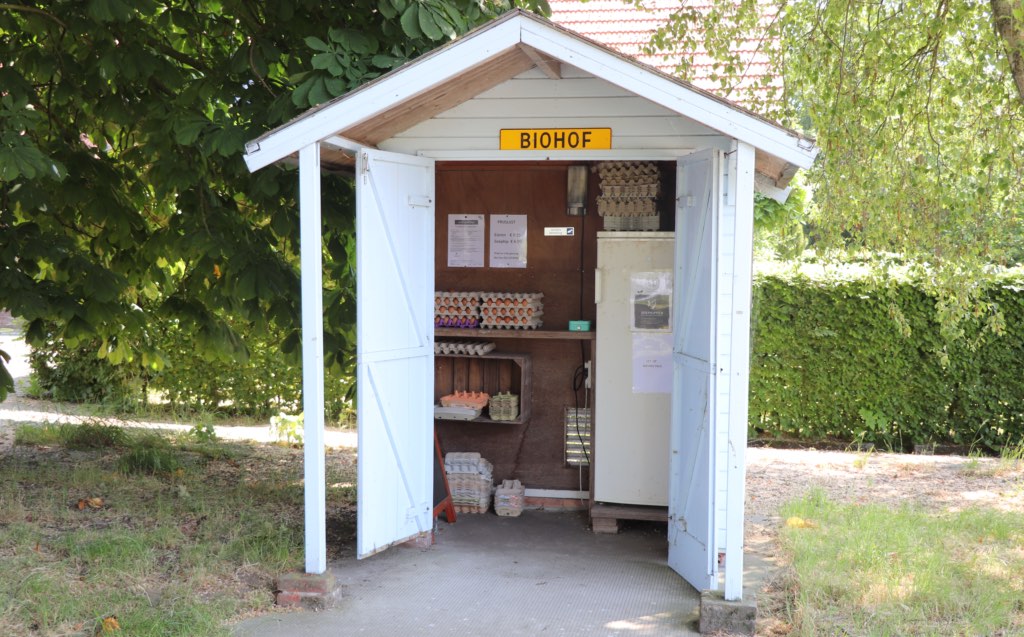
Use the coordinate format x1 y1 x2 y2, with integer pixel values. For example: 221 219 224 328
722 141 755 602
519 20 817 169
416 148 718 161
322 135 363 153
524 489 590 499
298 143 327 575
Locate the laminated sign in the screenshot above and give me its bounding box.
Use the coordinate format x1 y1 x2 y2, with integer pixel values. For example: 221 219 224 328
489 214 527 268
631 271 672 331
447 214 485 268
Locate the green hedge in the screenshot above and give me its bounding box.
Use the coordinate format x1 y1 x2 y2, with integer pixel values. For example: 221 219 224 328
750 265 1024 450
148 318 355 422
28 318 355 423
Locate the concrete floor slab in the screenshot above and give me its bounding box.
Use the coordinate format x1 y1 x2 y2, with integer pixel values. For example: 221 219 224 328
234 511 702 636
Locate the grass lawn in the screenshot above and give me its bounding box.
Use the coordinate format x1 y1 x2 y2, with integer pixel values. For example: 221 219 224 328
778 488 1024 636
0 423 357 637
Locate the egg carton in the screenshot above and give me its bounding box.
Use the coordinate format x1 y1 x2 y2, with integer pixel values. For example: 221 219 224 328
440 390 490 410
597 197 658 216
481 293 543 306
444 453 493 480
435 306 481 317
480 293 544 329
445 451 481 464
600 182 660 198
435 315 481 328
596 161 659 182
434 291 483 328
435 291 482 308
455 503 491 514
481 316 543 329
480 306 543 319
488 392 520 421
447 474 493 513
602 215 660 231
434 340 496 356
494 479 526 517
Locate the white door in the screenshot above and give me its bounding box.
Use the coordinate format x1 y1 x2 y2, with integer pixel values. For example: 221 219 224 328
356 148 436 559
667 149 720 590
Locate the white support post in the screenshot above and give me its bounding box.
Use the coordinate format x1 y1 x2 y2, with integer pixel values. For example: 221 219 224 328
299 142 327 574
723 141 755 601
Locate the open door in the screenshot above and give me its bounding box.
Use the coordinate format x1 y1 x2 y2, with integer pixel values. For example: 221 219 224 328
356 148 436 559
668 149 720 590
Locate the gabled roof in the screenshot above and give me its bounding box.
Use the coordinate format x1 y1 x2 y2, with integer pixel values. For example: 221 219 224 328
243 10 816 183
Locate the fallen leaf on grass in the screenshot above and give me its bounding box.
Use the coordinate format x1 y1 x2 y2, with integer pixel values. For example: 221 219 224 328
785 516 818 529
96 615 120 634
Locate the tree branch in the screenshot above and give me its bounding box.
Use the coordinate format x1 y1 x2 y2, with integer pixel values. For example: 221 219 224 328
0 3 67 31
248 38 276 97
990 0 1024 104
150 41 213 74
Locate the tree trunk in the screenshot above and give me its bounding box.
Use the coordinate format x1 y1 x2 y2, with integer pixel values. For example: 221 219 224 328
990 0 1024 104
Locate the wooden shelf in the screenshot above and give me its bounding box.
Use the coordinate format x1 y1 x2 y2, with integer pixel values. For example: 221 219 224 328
435 328 595 341
434 351 532 423
435 414 528 425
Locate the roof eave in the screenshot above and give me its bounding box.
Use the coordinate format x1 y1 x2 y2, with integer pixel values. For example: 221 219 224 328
243 9 817 174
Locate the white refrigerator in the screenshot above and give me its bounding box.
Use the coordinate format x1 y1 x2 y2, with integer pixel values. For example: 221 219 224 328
594 231 675 506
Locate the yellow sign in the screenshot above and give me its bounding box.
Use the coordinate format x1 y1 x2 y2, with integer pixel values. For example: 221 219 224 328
500 128 612 151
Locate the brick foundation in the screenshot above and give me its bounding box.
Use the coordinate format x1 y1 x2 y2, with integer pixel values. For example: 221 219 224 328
524 496 589 511
275 571 338 610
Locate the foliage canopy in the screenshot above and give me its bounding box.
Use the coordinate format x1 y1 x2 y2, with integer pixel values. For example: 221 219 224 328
0 0 547 398
646 0 1024 276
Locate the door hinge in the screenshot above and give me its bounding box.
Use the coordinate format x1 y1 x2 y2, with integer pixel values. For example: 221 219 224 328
406 503 430 521
408 195 433 208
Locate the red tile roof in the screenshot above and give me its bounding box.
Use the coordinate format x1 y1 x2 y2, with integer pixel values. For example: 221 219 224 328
548 0 779 103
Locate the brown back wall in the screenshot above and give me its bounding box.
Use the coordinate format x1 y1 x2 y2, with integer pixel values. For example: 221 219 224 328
434 161 598 491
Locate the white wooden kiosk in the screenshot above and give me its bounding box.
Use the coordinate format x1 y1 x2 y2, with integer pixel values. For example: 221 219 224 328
242 9 817 601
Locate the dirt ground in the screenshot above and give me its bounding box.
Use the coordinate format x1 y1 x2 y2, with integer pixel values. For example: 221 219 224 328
741 443 1024 610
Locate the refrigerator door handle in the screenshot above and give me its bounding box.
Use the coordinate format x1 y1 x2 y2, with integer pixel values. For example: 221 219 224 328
594 268 603 304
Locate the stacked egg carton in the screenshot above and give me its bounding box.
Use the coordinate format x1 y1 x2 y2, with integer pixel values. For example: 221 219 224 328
434 291 481 329
596 161 661 231
434 341 496 356
494 479 526 517
444 452 494 514
480 292 544 330
488 392 520 421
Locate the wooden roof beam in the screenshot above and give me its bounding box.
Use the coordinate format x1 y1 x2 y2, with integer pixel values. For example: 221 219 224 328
518 43 561 79
342 47 536 146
